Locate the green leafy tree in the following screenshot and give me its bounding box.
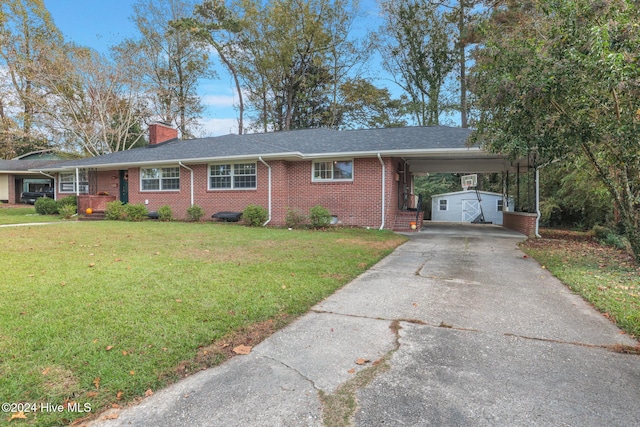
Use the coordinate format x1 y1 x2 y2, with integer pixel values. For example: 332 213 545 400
0 0 64 157
338 78 408 129
471 0 640 260
172 0 245 134
114 0 212 139
377 0 457 126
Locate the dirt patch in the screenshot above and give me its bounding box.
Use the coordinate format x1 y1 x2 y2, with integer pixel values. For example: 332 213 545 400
171 314 291 379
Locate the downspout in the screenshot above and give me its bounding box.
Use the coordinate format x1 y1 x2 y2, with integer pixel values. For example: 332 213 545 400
178 162 194 207
258 157 271 226
535 167 541 238
377 153 385 230
75 168 80 197
39 171 57 200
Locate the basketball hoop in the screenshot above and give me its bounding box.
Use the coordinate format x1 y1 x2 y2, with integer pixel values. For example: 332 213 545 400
461 174 477 191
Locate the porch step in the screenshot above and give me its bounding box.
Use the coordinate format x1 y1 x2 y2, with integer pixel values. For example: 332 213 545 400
393 210 423 232
79 211 106 221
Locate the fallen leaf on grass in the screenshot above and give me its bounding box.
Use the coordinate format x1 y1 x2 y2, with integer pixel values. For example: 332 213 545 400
86 391 98 398
106 345 114 351
145 389 154 397
93 377 101 389
116 391 123 400
175 299 182 303
103 414 119 420
9 411 27 421
89 263 95 268
129 370 135 375
42 367 50 375
232 344 252 355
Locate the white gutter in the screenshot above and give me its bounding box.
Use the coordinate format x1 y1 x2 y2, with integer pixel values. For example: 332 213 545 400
39 171 57 200
377 153 385 230
178 162 194 207
258 157 272 226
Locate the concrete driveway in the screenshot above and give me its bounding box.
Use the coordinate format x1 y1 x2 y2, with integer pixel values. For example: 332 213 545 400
91 223 640 426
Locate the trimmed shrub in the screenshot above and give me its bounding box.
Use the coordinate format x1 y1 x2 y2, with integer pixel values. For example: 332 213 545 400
242 204 267 227
124 204 148 222
57 195 77 209
285 208 306 229
158 205 173 222
34 197 58 215
309 205 331 228
186 204 205 222
105 200 126 220
58 204 76 219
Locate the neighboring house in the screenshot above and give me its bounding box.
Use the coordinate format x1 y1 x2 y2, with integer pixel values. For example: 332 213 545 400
431 190 513 225
34 123 535 232
0 150 69 204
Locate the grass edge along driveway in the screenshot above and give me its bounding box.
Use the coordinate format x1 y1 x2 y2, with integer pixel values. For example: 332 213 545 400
0 221 407 426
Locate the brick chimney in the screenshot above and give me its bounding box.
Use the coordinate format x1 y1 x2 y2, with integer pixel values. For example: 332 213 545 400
148 122 178 145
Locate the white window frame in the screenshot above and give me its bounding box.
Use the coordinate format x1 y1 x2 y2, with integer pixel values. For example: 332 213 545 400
439 199 448 211
312 159 354 182
140 167 180 192
208 162 257 190
59 170 88 193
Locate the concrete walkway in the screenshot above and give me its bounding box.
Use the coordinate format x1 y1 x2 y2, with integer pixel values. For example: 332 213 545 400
90 223 640 426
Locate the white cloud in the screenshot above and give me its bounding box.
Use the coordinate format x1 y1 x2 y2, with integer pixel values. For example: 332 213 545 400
201 94 237 108
197 117 240 137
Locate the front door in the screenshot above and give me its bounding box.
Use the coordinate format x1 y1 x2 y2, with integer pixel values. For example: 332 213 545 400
462 200 480 222
119 170 129 204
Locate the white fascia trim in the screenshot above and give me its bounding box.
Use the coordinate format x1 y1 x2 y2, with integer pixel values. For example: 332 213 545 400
301 147 485 160
29 152 305 173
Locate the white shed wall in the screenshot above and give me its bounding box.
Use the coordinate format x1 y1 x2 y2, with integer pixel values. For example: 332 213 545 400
431 190 508 225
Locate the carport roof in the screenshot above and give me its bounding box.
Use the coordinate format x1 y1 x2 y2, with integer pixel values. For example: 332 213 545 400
32 126 531 173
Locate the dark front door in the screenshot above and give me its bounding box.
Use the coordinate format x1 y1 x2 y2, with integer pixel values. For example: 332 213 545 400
119 170 129 204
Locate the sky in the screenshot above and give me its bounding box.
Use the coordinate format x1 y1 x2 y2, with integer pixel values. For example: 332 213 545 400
43 0 384 138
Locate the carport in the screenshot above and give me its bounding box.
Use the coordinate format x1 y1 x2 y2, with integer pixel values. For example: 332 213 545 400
399 146 539 237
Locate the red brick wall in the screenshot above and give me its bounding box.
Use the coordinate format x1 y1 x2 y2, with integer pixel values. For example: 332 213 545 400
116 157 400 228
503 212 537 237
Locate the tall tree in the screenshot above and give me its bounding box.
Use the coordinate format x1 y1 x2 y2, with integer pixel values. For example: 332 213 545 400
338 78 408 129
42 46 148 156
233 0 364 132
0 0 64 157
172 0 245 134
113 0 211 139
471 0 640 260
377 0 456 126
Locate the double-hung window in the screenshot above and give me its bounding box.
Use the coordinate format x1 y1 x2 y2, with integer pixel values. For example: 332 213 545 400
209 163 257 190
497 199 504 212
312 160 353 182
141 167 180 191
59 170 88 193
439 199 448 211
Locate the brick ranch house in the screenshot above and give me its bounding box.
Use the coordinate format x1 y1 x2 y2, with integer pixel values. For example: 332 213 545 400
32 124 537 234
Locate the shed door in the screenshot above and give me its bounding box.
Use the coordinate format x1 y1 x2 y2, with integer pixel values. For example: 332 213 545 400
462 200 479 222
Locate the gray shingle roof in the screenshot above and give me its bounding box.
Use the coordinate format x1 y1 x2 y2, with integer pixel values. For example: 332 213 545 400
35 126 474 171
0 159 63 172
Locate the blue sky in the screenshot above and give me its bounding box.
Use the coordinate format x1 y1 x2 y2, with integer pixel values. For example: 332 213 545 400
44 0 385 137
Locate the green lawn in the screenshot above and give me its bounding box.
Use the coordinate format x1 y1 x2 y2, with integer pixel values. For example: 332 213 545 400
521 230 640 341
0 206 63 225
0 221 406 426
